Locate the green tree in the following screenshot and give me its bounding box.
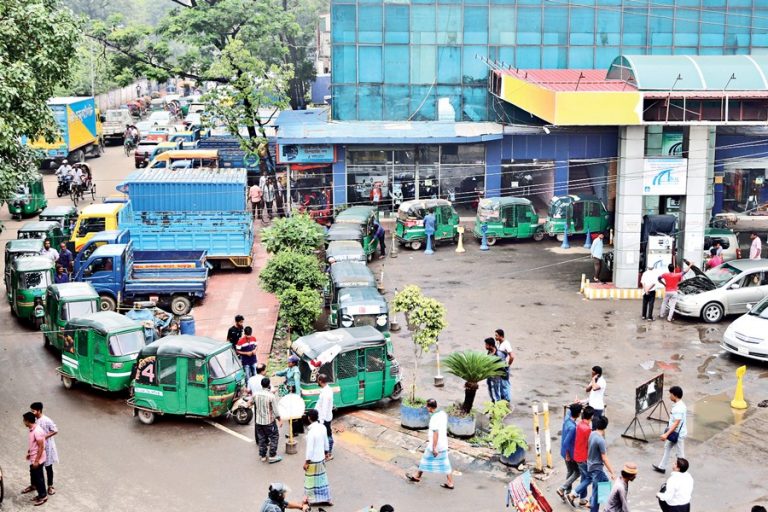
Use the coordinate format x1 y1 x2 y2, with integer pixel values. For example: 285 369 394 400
276 286 322 335
444 351 506 415
259 251 327 294
261 214 325 255
0 0 79 217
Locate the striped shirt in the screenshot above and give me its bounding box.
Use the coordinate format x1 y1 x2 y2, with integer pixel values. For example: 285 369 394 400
252 389 280 426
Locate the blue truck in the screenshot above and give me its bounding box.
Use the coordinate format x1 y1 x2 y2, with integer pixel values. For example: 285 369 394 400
72 241 208 315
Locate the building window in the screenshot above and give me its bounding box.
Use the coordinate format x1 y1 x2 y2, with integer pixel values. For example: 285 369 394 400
331 5 356 43
385 4 410 44
359 46 383 83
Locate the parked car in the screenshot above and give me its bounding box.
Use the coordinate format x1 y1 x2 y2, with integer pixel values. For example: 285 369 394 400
704 228 740 262
134 139 160 168
675 260 768 323
722 295 768 362
148 111 172 127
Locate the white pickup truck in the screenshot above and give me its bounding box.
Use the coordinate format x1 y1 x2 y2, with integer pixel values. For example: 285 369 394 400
713 203 768 232
103 109 134 143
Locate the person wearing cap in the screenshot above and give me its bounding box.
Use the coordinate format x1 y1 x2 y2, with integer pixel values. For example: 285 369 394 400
276 355 304 435
657 458 693 512
640 264 660 320
259 482 309 512
604 462 638 512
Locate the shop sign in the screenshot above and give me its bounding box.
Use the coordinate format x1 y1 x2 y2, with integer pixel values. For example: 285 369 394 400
277 144 335 164
661 132 684 157
642 158 688 196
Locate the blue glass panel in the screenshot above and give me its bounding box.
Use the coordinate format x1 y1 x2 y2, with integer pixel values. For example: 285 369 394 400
490 0 516 4
333 86 357 120
699 47 723 55
411 5 436 44
516 46 541 68
437 46 461 83
596 10 621 46
595 47 618 68
463 6 488 44
462 86 488 121
700 33 724 46
331 5 356 44
517 7 541 44
437 86 461 121
542 46 567 68
383 86 410 120
734 46 750 55
385 5 410 44
384 46 410 84
358 85 383 121
753 33 768 46
726 0 752 6
437 5 463 44
358 5 383 44
569 7 595 45
438 0 461 4
359 46 383 83
489 7 515 44
753 9 768 30
648 8 673 47
597 0 620 4
674 32 698 46
672 47 698 55
568 46 594 68
622 10 647 46
411 45 437 84
410 86 437 121
543 6 568 45
651 32 673 46
649 46 673 55
498 46 515 67
462 45 488 84
332 45 357 83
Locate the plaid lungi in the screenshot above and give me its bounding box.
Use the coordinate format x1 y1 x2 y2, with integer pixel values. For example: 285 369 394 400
418 449 452 474
304 461 332 503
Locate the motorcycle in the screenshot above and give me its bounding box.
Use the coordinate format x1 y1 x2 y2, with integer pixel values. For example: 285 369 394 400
229 386 254 425
56 174 73 198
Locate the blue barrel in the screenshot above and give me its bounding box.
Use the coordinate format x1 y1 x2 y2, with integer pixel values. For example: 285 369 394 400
179 315 196 335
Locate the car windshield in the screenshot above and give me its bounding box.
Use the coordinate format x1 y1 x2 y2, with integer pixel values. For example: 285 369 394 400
749 299 768 319
21 271 51 290
62 300 98 321
108 330 145 356
705 263 742 287
548 199 569 219
208 349 240 379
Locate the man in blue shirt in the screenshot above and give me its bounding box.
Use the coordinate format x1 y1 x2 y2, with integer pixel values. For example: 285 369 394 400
590 232 604 283
373 221 386 259
556 402 583 502
424 212 436 253
57 242 73 273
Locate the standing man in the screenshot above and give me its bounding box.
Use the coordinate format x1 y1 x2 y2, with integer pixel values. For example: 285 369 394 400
424 211 436 251
315 374 334 460
406 399 455 490
373 221 386 259
586 365 606 427
236 326 258 379
494 329 514 402
657 458 693 512
249 181 264 221
653 386 687 474
55 265 70 284
712 240 724 257
263 177 276 220
591 232 605 283
604 462 638 512
658 260 690 322
21 412 48 506
226 314 244 348
250 377 283 464
304 409 332 506
556 402 582 502
750 232 763 259
276 355 304 435
484 338 501 402
641 265 659 320
30 402 58 496
567 406 594 508
585 416 616 512
40 239 59 264
57 242 73 273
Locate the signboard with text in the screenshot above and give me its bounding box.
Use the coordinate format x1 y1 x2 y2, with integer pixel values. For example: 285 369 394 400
277 144 335 164
642 158 688 196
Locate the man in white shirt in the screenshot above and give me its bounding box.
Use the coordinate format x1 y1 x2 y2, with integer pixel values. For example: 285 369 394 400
653 386 687 474
314 373 334 459
39 240 59 264
406 399 454 489
304 409 332 506
586 366 606 429
55 160 72 179
657 457 693 512
494 328 515 402
641 265 659 320
750 232 763 260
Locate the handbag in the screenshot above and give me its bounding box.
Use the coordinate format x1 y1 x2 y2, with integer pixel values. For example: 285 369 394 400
667 414 684 444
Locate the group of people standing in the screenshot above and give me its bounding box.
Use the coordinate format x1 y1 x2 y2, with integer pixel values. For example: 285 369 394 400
21 402 59 507
39 239 75 285
249 175 286 222
484 329 515 403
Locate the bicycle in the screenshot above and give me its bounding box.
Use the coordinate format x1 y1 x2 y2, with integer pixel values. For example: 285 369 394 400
124 137 137 156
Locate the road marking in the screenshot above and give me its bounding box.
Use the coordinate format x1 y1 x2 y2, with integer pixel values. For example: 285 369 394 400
204 419 254 443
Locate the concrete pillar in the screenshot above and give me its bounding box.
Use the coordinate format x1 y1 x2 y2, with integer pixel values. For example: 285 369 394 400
613 126 645 288
333 146 347 207
679 126 713 268
485 139 502 198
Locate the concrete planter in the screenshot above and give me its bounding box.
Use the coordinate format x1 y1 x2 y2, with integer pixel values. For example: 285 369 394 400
499 446 526 467
448 413 476 438
400 403 430 430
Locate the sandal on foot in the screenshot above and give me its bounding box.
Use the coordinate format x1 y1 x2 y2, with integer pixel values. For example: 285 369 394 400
47 486 56 495
440 483 454 490
405 473 421 483
565 494 576 507
556 489 566 502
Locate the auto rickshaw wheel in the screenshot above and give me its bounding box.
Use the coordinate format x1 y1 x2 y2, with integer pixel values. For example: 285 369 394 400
99 295 117 312
171 296 192 315
486 236 497 246
61 376 74 389
533 230 545 242
137 409 156 425
390 382 403 401
410 240 422 251
556 233 565 242
233 407 254 425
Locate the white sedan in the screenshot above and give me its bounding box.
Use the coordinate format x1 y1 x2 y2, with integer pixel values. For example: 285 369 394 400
722 296 768 362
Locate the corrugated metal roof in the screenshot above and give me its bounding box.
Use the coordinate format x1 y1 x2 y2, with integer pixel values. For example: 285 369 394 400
122 168 247 185
497 69 634 92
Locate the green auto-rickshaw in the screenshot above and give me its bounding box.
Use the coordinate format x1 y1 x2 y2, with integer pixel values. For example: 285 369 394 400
291 326 401 409
472 197 544 245
129 335 246 425
395 199 459 250
7 176 47 220
544 194 610 241
329 286 390 334
17 221 67 248
334 206 380 259
5 239 44 300
9 256 54 326
42 282 100 349
326 240 366 264
328 261 376 308
39 206 79 238
326 223 378 260
57 311 145 392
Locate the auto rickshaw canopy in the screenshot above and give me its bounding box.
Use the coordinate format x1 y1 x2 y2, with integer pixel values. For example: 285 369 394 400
326 240 365 262
325 223 364 243
335 206 377 225
6 239 44 255
477 197 534 220
291 326 386 361
65 311 142 336
138 334 229 359
40 205 78 220
397 199 453 220
17 221 63 238
48 282 100 302
330 261 376 289
338 286 388 312
12 256 54 273
548 194 604 218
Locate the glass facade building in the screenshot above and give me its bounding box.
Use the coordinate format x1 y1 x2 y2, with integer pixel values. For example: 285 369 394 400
331 0 768 121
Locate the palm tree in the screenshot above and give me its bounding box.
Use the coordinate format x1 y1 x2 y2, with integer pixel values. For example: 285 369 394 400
444 350 507 414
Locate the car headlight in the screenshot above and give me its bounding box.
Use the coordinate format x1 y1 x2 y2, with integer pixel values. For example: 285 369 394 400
376 314 388 327
341 314 353 328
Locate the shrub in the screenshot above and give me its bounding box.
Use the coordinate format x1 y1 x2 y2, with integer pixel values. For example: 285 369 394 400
444 351 506 414
277 286 323 336
261 214 325 255
260 251 327 294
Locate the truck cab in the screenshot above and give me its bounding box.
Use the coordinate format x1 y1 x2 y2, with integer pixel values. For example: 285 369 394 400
103 109 134 143
70 203 126 252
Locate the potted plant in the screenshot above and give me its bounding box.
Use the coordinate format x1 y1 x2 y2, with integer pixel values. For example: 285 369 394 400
392 285 446 429
485 400 528 467
444 350 507 438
